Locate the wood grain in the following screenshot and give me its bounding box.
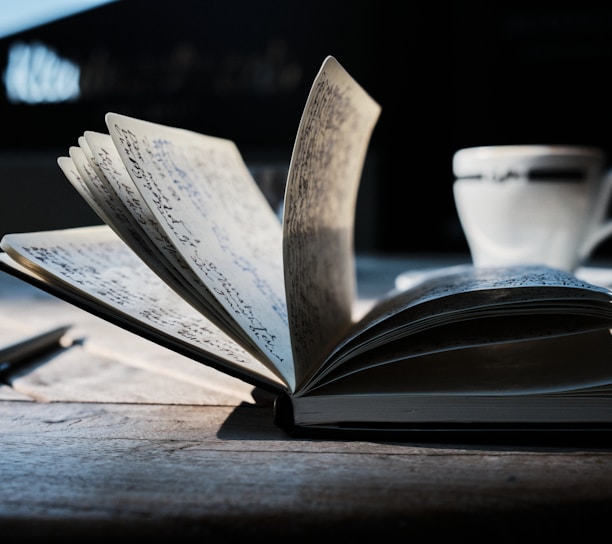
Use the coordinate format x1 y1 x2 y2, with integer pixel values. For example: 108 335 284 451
3 258 612 541
2 400 612 540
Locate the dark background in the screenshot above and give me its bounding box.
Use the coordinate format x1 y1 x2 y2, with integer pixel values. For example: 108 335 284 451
3 2 612 256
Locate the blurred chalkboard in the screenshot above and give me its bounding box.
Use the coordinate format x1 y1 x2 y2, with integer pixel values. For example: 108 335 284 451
2 2 612 255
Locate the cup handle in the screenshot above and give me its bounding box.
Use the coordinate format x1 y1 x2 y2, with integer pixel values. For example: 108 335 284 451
580 170 612 261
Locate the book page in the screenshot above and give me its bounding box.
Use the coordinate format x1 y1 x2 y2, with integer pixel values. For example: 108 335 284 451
79 131 245 342
283 56 381 388
57 154 104 222
65 143 211 312
0 226 287 391
290 329 612 425
61 149 212 321
105 113 296 391
301 264 612 391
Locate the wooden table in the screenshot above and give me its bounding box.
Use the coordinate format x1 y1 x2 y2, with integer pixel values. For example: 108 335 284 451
3 254 612 541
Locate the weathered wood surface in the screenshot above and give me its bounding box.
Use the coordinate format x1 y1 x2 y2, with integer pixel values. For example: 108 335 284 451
3 257 612 541
2 400 612 541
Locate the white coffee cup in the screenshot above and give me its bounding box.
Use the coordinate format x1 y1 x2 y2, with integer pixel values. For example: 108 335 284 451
452 145 612 272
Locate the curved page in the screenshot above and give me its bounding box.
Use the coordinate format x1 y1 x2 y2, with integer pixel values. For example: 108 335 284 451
105 113 295 390
0 226 286 391
282 56 381 388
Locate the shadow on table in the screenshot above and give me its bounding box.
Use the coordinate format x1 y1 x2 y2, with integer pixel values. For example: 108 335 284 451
217 399 612 452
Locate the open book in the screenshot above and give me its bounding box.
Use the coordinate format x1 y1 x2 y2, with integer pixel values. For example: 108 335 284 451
3 55 612 438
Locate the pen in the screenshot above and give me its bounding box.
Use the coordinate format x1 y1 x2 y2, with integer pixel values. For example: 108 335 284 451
0 324 72 382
